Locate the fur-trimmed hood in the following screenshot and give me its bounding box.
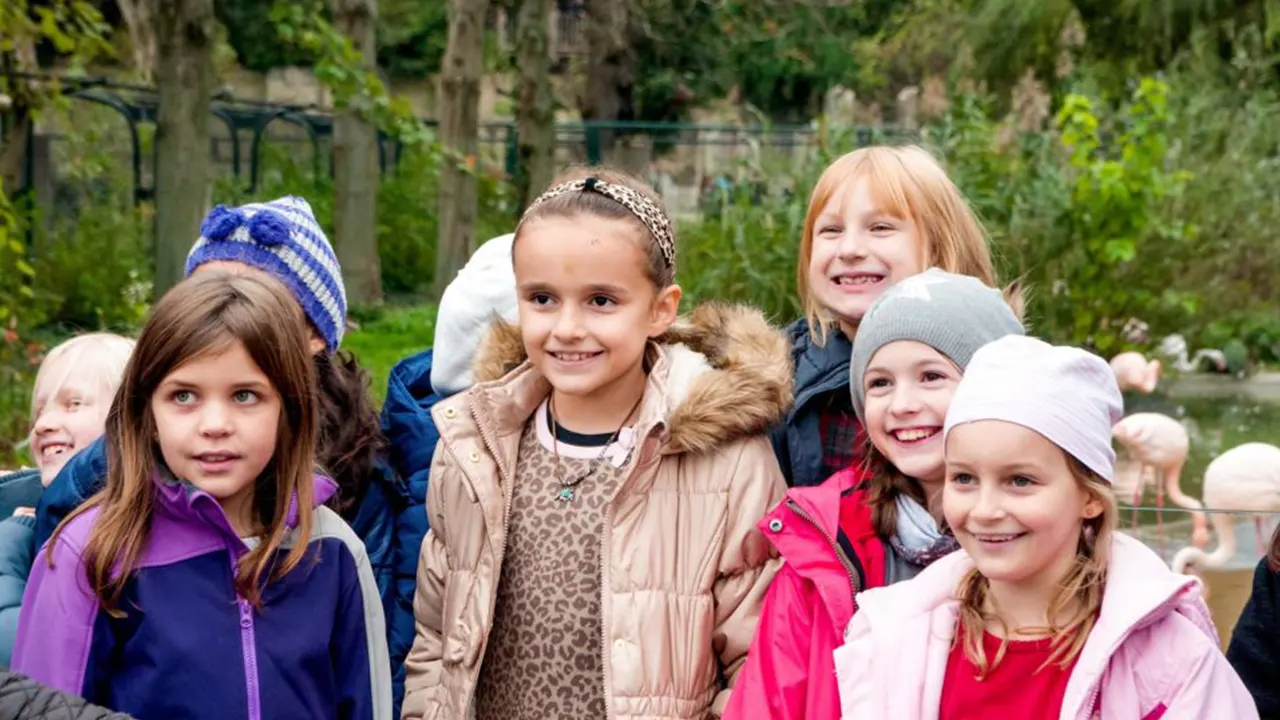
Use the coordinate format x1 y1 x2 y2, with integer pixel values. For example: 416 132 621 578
471 303 793 455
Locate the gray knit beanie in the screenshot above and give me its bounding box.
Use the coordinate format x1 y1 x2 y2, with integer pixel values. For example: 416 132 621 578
850 268 1025 423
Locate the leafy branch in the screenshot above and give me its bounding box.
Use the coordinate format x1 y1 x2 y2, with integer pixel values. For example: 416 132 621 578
268 0 435 149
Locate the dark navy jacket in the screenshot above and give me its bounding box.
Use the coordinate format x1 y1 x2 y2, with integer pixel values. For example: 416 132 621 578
1227 557 1280 718
378 349 441 713
771 319 857 488
13 474 392 720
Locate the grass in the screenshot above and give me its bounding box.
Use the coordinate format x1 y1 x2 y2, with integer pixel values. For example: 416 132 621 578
344 303 437 405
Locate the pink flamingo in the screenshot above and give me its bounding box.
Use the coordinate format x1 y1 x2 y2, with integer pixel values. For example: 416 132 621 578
1110 351 1161 394
1171 443 1280 576
1111 413 1209 554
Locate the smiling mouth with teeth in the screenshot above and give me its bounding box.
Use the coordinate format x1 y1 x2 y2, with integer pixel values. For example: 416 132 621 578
551 351 602 362
834 275 884 286
40 444 71 459
972 533 1026 543
891 427 939 443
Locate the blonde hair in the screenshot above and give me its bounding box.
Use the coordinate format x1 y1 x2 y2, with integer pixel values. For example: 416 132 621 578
954 453 1117 679
798 145 1000 345
30 333 136 419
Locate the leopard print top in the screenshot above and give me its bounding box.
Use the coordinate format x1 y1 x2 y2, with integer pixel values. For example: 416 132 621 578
472 402 635 720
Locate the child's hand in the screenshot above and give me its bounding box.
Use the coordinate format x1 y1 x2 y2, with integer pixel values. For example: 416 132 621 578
13 507 34 518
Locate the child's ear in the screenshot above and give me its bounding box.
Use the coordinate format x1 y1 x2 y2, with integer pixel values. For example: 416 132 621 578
1081 494 1104 520
648 284 682 338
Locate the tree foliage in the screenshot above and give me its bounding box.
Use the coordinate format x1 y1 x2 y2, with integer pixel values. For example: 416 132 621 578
0 0 113 465
218 0 448 77
877 0 1280 98
625 0 907 122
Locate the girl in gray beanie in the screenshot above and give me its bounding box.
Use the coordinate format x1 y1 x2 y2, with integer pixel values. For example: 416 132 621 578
850 268 1025 582
730 268 1022 720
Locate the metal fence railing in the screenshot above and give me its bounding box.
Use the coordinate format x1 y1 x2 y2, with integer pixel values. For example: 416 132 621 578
1 73 920 222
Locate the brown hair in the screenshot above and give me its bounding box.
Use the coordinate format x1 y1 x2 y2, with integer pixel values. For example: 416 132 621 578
797 146 1002 345
863 443 932 539
50 272 319 613
314 350 385 520
514 165 676 287
953 453 1117 678
1268 521 1280 572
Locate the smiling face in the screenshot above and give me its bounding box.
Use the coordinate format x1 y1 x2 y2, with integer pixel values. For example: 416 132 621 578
514 214 680 418
151 340 281 534
862 341 961 486
29 355 113 486
806 178 924 333
944 420 1104 595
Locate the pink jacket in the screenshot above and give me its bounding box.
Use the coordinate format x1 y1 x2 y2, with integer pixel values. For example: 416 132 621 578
724 468 884 720
833 532 1258 720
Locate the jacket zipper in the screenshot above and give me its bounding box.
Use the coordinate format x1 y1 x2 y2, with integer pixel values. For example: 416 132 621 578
230 551 262 720
785 500 863 609
599 504 617 720
463 404 518 716
1076 592 1187 719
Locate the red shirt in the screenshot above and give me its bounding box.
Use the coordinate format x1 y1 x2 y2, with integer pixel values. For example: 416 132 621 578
940 628 1080 720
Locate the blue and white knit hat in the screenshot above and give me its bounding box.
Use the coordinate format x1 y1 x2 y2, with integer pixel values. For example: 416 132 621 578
186 196 348 352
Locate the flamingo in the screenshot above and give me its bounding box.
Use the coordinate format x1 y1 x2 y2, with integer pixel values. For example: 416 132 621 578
1111 413 1209 553
1158 334 1227 373
1109 351 1161 394
1171 443 1280 575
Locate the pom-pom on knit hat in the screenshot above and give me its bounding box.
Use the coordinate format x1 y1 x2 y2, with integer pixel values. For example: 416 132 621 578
944 335 1125 482
849 268 1025 423
186 196 347 353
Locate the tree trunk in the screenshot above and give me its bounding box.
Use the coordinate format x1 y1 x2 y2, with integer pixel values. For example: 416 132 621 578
513 0 556 211
332 0 382 305
0 112 31 201
0 36 38 199
116 0 159 82
580 0 632 154
434 0 490 297
153 0 216 295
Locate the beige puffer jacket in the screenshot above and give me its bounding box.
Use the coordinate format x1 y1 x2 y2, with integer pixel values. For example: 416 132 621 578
402 303 792 720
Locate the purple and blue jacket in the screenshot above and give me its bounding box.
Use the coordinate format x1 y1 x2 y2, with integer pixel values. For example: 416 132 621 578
11 473 392 720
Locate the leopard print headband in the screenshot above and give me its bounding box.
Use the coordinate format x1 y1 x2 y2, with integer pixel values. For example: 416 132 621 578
522 176 677 274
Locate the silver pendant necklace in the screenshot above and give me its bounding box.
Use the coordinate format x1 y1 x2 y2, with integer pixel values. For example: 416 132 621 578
549 394 643 503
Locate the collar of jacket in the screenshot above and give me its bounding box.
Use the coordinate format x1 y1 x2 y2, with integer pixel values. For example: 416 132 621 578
429 302 793 559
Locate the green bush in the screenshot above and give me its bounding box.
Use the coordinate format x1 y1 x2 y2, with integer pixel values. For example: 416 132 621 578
0 194 45 468
28 202 151 332
937 78 1199 354
679 188 806 323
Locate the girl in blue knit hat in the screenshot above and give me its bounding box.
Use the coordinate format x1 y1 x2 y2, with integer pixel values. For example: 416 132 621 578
32 197 408 707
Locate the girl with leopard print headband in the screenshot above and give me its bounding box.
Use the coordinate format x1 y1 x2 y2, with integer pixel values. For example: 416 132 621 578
402 166 790 719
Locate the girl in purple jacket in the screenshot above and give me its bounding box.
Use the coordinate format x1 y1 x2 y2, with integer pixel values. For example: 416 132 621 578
12 272 391 720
